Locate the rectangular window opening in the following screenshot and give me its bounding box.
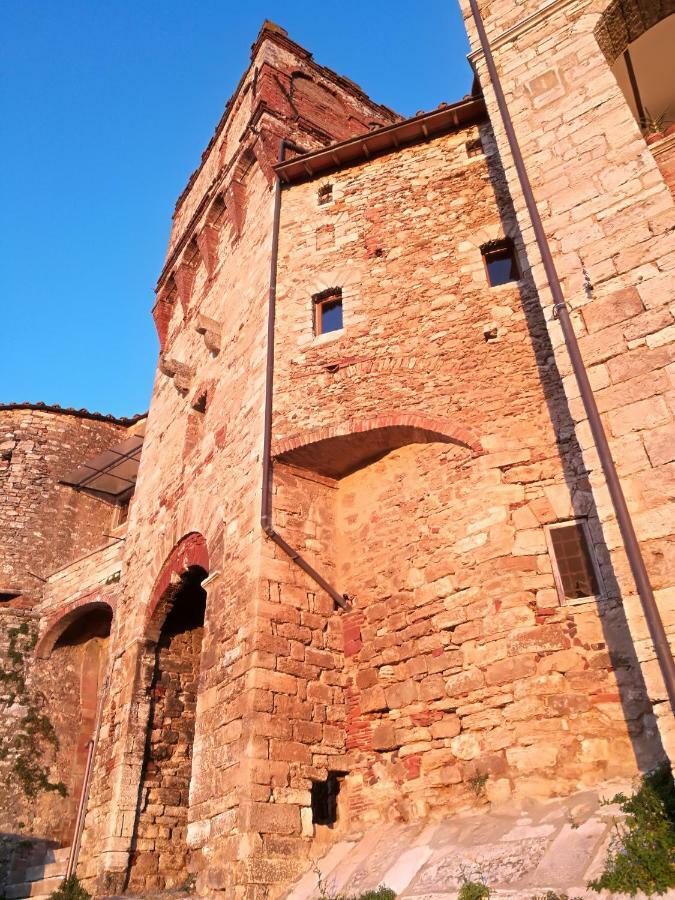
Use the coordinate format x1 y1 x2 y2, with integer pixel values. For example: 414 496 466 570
112 490 133 528
546 520 602 605
313 287 343 336
467 137 484 157
311 771 346 827
482 240 520 287
318 183 333 205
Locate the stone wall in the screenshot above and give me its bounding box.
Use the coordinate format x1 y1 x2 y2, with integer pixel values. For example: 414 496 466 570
459 0 675 756
0 606 99 856
0 407 127 603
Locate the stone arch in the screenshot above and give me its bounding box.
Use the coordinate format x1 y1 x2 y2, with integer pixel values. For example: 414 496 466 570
35 597 115 659
595 0 675 64
145 531 209 639
273 413 483 479
127 533 209 892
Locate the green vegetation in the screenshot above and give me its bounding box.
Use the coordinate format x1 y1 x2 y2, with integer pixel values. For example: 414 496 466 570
48 875 91 900
468 771 489 798
312 862 395 900
352 890 396 900
457 881 490 900
0 620 66 798
588 764 675 896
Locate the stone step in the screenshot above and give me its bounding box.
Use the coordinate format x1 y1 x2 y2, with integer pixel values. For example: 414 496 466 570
5 875 65 899
43 847 70 865
24 860 67 883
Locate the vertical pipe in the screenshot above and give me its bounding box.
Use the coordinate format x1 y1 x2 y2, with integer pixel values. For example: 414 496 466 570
465 0 675 714
260 139 350 612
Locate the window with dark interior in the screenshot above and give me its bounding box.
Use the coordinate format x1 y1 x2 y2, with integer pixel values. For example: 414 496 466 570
318 183 333 205
311 772 345 826
313 287 343 336
546 520 602 604
466 137 484 157
482 241 520 287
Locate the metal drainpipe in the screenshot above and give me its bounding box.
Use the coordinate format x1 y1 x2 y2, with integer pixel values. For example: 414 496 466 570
466 0 675 713
261 137 350 612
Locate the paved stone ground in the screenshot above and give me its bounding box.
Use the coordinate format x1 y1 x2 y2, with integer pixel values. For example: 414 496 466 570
285 780 675 900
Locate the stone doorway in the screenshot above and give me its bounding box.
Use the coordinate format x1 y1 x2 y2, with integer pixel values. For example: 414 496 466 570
126 566 207 893
35 603 112 846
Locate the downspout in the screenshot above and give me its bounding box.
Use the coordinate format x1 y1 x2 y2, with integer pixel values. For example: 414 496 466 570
466 0 675 713
261 138 350 612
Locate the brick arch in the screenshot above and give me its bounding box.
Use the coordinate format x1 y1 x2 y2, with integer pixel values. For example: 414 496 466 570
595 0 675 63
35 597 115 660
303 263 364 300
273 413 483 480
144 532 209 641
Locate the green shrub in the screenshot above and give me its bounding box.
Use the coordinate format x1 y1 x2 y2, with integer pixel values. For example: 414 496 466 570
457 881 490 900
48 875 91 900
588 763 675 896
354 890 396 900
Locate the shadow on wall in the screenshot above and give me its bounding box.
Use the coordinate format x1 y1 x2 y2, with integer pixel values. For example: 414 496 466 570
0 832 61 896
480 119 666 774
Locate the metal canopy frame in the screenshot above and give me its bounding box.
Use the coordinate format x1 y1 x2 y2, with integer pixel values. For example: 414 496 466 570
60 433 144 499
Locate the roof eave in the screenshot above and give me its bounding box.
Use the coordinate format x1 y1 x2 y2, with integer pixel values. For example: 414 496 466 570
275 97 487 184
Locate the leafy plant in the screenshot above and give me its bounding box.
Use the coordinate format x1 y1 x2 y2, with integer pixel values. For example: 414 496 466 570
641 108 670 135
530 893 582 900
588 763 675 896
468 771 489 798
49 875 91 900
0 620 65 799
354 891 396 900
457 881 490 900
311 862 395 900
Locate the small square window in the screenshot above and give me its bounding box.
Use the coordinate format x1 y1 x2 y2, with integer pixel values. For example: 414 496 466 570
546 520 603 604
467 137 484 158
318 183 333 206
482 241 520 287
313 288 343 336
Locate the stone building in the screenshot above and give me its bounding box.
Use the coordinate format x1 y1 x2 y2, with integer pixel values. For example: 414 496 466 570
1 6 674 898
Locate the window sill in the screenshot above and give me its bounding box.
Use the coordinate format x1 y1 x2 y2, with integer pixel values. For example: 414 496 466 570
312 328 345 347
560 593 605 608
489 279 522 292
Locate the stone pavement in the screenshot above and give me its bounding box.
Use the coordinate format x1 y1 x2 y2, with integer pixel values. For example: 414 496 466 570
285 781 675 900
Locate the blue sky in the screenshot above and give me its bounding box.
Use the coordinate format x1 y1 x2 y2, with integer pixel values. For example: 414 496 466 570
1 2 472 417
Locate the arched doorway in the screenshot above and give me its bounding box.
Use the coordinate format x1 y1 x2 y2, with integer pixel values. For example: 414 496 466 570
35 602 113 846
126 563 207 893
